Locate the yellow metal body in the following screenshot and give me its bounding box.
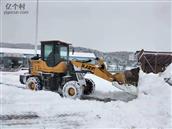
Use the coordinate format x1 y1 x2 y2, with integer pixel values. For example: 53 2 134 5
30 59 68 76
30 58 126 84
71 60 126 84
29 58 129 85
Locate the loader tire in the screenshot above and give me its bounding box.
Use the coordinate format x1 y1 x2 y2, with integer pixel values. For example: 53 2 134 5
84 78 95 95
62 81 83 99
26 77 42 91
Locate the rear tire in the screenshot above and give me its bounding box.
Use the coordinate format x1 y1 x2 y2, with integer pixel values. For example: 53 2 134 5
62 81 83 99
83 78 95 95
26 77 42 91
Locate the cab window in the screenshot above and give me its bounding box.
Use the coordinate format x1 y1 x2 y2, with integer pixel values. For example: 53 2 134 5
60 46 68 60
44 44 53 60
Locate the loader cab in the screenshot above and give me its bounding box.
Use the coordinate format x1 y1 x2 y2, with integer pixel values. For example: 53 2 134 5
41 40 70 67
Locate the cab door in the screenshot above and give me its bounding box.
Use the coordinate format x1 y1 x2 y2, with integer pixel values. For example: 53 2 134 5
41 42 69 67
43 44 55 67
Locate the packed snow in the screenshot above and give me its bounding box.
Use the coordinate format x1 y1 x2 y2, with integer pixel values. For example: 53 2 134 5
0 65 172 128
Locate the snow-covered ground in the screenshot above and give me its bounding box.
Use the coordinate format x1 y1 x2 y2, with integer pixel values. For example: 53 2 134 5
0 65 172 128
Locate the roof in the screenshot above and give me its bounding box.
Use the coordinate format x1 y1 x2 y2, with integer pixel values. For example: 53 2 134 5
136 50 172 65
136 49 172 73
0 48 41 55
136 50 172 56
0 48 95 58
41 40 71 46
69 52 95 58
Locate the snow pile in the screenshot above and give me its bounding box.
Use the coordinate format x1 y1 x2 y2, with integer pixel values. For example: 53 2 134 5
0 68 172 128
161 63 172 78
160 64 172 86
137 71 171 127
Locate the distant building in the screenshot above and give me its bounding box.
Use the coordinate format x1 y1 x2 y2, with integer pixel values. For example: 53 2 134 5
0 48 39 70
69 51 96 64
0 48 96 71
129 53 136 61
107 64 125 72
136 49 172 73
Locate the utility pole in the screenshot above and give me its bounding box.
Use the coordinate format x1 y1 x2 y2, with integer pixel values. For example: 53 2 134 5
35 0 39 55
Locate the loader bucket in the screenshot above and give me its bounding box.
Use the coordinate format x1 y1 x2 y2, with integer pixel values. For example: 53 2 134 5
112 67 140 86
112 67 140 95
124 67 140 86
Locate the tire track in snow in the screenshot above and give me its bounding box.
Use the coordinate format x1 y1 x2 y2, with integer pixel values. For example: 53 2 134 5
0 112 39 120
1 113 84 129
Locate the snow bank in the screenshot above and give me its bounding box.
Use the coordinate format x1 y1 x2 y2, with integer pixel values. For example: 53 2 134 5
0 69 172 128
160 63 172 78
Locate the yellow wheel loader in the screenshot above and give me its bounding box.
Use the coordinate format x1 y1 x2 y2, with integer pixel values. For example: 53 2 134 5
20 40 140 99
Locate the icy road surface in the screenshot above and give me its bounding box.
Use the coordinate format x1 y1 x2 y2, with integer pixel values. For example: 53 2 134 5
0 66 172 128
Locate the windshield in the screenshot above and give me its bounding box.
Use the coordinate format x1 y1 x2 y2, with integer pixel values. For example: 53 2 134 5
44 44 53 60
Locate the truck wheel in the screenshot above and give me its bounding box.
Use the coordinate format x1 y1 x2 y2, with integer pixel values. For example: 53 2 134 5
62 81 83 99
84 78 95 95
26 77 42 91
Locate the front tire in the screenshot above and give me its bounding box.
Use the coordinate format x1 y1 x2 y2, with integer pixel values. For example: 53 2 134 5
62 81 83 99
26 77 42 91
